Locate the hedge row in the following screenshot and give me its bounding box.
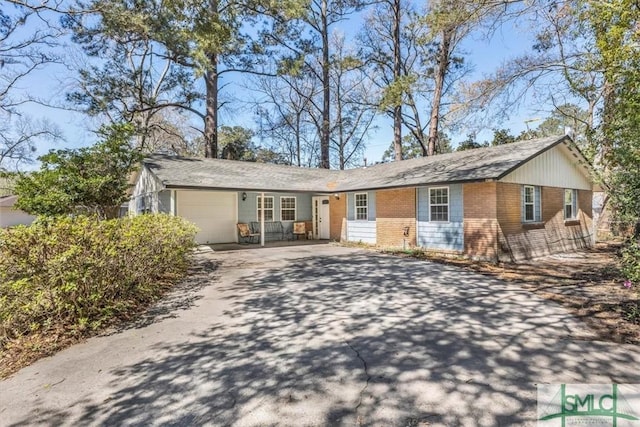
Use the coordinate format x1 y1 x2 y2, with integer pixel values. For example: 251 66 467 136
621 238 640 286
0 214 197 347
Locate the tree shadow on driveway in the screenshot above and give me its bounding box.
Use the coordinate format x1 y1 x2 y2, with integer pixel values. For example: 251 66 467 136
6 251 640 426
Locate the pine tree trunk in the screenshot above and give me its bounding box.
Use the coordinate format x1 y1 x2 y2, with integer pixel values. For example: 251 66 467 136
428 29 452 157
392 0 403 161
336 82 345 169
204 0 219 159
320 0 331 169
204 55 218 158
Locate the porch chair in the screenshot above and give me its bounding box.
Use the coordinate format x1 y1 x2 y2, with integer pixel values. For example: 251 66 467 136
237 223 260 243
292 222 306 240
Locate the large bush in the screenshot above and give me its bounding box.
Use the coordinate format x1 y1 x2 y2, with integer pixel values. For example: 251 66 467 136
0 214 197 347
14 123 141 219
621 238 640 286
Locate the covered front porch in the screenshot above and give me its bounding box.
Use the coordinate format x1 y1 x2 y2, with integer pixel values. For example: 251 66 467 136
236 190 332 246
143 187 335 246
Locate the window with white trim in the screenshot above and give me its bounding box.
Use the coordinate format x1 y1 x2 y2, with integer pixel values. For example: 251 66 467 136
355 193 368 220
280 196 296 221
429 187 449 222
522 185 541 222
257 196 274 221
137 193 152 214
564 189 577 220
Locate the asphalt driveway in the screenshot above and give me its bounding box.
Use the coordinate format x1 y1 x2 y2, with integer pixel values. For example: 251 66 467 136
1 245 639 426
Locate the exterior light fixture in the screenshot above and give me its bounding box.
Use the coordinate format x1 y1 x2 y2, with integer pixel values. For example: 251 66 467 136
242 192 247 201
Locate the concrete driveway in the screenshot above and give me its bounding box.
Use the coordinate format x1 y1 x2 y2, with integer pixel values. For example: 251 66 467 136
1 245 639 426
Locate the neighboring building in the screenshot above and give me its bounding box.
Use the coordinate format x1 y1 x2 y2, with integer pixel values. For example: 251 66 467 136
0 195 36 228
130 135 595 261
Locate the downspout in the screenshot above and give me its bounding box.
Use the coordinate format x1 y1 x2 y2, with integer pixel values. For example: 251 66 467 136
261 191 265 247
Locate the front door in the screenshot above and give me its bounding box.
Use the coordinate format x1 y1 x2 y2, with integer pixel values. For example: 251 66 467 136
312 196 330 239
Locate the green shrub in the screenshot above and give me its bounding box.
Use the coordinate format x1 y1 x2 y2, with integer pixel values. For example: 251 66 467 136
621 238 640 286
0 214 197 347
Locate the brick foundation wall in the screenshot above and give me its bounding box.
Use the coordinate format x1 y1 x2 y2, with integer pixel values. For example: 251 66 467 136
495 182 593 261
463 182 500 260
329 193 346 241
376 188 416 248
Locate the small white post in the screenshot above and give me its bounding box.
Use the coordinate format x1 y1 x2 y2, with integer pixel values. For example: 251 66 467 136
260 191 265 247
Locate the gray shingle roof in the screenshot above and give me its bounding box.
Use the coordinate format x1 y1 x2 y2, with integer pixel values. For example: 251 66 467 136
144 135 576 193
143 155 340 192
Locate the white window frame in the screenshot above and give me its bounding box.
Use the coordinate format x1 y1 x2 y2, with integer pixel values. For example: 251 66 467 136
355 193 368 221
257 195 274 221
280 196 296 221
523 185 536 223
564 189 578 220
429 186 449 222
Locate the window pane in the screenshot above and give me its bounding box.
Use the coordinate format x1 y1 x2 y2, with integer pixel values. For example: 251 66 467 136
282 210 295 221
258 197 274 221
429 188 449 221
564 189 576 219
282 197 295 209
281 197 295 221
525 187 534 203
356 207 367 220
525 204 534 221
565 205 573 219
430 206 448 222
355 194 367 220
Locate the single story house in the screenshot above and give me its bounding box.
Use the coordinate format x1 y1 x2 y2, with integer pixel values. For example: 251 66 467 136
0 195 36 228
130 135 595 261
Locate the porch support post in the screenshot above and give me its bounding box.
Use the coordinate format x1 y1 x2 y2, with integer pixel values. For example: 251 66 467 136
260 191 265 247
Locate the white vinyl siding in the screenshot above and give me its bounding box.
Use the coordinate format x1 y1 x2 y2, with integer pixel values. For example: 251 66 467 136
280 196 296 221
429 187 449 222
564 189 578 220
129 166 164 215
522 185 541 223
355 193 368 221
501 143 592 190
257 196 274 221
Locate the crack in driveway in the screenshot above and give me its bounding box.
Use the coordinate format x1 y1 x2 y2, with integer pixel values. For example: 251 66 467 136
345 340 371 412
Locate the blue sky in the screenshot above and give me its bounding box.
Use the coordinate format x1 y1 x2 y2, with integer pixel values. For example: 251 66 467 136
10 3 546 168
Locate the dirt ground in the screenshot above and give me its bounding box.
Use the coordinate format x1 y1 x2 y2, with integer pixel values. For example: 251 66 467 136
392 242 640 345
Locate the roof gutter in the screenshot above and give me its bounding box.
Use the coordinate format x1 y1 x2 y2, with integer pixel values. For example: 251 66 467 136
163 176 495 194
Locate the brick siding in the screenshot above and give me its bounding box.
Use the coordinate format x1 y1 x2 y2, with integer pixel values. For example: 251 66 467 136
375 188 416 248
329 193 346 241
495 182 593 261
463 182 499 260
464 182 593 261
